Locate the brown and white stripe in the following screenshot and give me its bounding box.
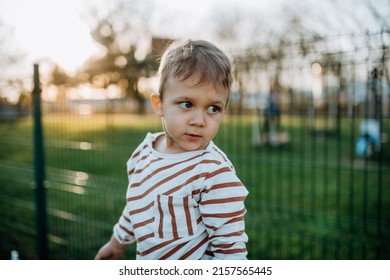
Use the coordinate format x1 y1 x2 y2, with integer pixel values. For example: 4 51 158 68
113 132 248 260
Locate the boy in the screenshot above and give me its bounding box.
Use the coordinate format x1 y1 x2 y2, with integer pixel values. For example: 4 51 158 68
95 39 248 260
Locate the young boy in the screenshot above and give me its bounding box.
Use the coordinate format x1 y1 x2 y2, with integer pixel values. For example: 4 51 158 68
95 39 249 260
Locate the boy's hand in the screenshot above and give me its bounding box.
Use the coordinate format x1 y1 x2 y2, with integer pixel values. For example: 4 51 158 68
94 235 128 260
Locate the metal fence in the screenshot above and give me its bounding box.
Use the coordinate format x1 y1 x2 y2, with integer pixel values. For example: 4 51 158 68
0 31 389 260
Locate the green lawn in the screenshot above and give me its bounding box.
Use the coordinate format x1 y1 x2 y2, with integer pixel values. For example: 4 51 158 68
0 113 389 259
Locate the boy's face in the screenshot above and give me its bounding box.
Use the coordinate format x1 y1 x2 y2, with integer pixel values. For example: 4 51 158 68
151 75 228 153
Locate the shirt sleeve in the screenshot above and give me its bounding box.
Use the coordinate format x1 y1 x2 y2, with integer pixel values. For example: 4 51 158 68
112 141 145 245
199 163 249 260
113 205 136 245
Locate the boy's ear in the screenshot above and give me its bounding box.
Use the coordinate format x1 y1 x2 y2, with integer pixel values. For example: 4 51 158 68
150 93 163 116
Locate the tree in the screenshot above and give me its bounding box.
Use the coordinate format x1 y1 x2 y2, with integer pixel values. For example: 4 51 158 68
48 64 71 104
0 19 26 105
75 0 158 114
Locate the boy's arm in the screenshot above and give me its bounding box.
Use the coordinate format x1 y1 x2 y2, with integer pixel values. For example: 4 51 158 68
200 165 249 260
95 140 144 260
95 205 136 259
94 235 129 260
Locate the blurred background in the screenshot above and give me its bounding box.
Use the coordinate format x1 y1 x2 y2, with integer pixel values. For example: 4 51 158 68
0 0 389 259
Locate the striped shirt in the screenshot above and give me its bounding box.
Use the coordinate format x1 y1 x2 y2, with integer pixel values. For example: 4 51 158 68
113 132 249 260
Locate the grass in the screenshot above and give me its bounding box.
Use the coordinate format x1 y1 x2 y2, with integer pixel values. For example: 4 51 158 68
0 112 389 259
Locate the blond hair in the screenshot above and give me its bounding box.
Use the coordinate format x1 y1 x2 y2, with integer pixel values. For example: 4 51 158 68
158 39 232 101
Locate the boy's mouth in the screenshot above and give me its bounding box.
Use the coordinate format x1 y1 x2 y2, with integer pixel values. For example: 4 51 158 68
185 133 202 140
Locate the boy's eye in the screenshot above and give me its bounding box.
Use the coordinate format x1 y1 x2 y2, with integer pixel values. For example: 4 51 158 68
207 105 221 114
179 101 192 109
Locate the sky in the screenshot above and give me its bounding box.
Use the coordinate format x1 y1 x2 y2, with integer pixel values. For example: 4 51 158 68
0 0 283 73
1 0 387 72
0 0 287 102
0 0 388 103
1 0 102 72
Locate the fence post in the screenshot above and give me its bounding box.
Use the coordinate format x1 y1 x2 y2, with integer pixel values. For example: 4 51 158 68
32 63 48 259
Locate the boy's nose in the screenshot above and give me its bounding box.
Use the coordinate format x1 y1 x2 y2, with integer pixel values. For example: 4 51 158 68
190 110 205 127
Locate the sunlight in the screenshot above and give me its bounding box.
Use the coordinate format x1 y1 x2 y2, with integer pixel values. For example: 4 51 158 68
47 20 96 73
2 0 98 73
67 84 123 100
